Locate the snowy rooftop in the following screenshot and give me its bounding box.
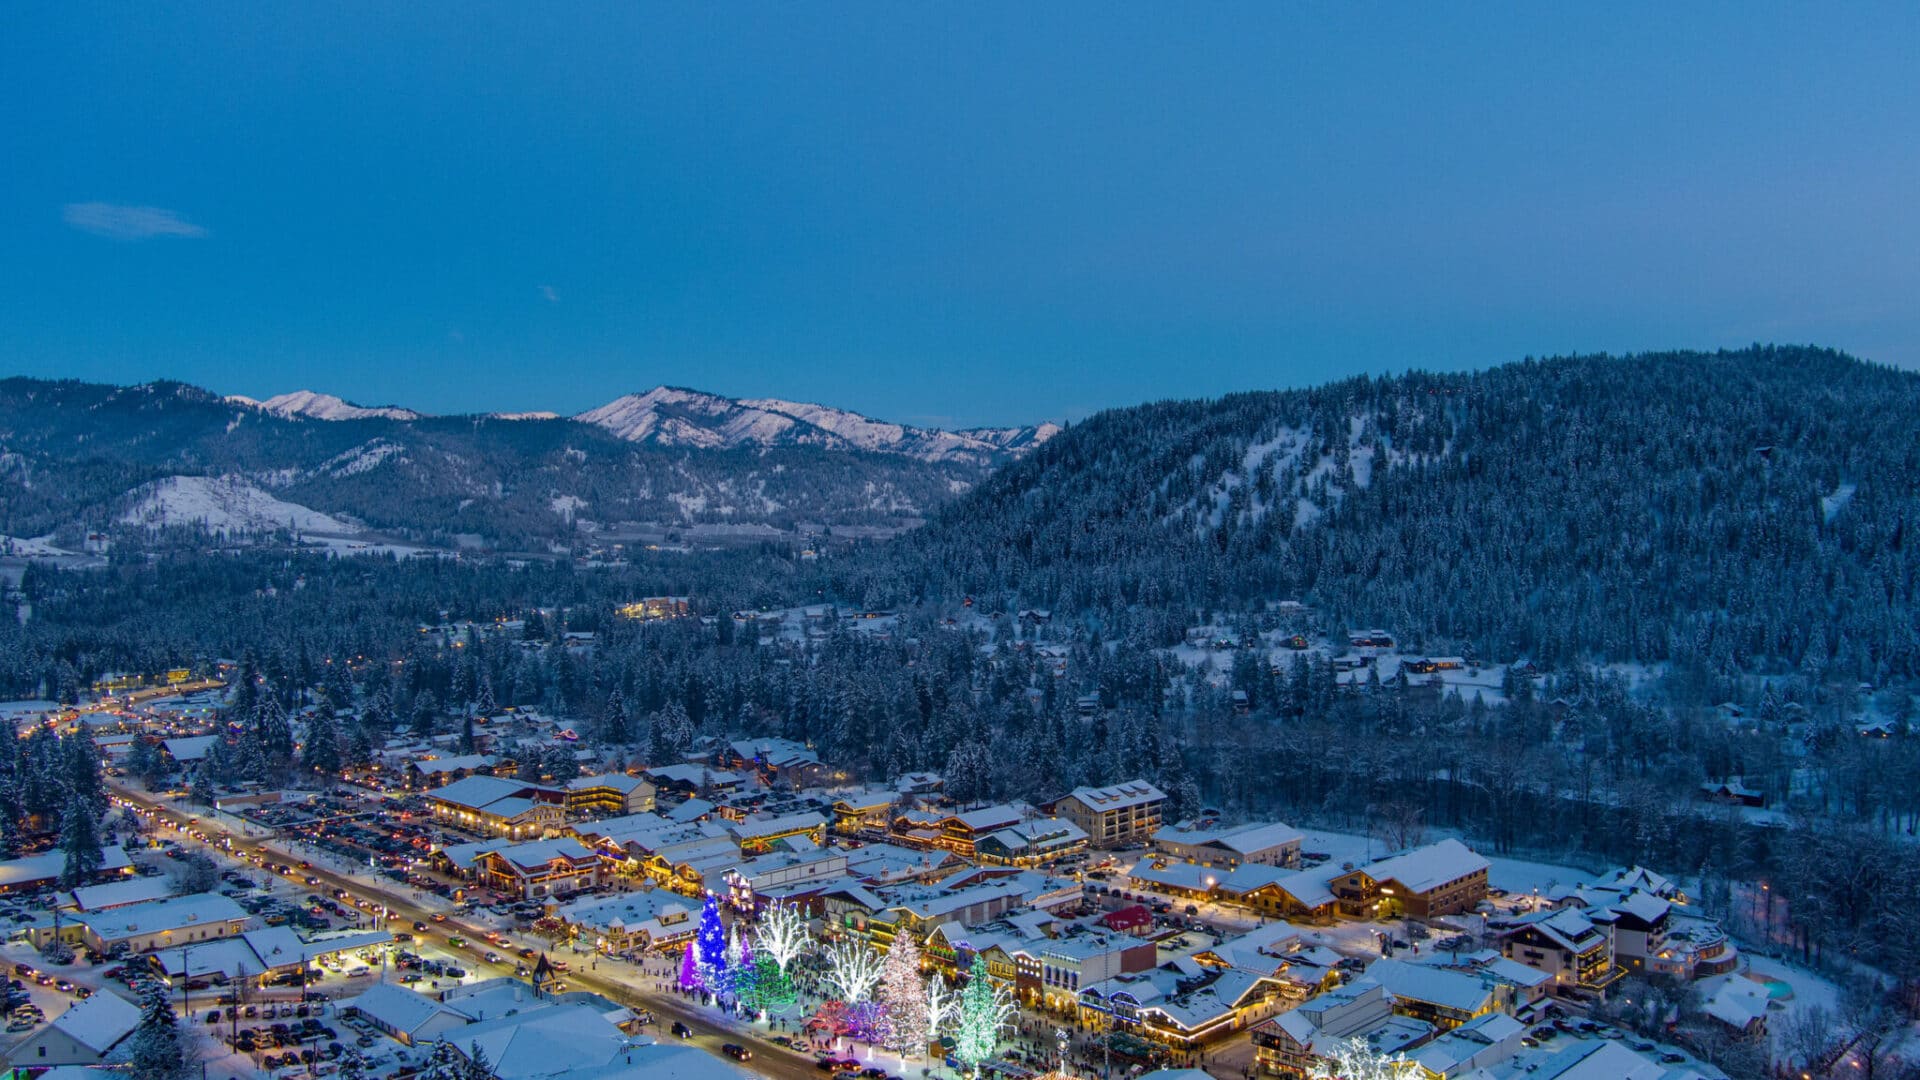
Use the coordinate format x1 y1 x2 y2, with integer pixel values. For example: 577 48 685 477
46 988 141 1053
0 845 133 889
1060 780 1166 811
1363 837 1489 894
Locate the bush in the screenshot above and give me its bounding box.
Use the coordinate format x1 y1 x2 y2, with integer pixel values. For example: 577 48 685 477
40 941 75 965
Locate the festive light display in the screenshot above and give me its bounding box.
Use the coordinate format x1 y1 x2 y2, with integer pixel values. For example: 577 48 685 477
755 901 810 974
925 971 956 1038
723 925 749 1000
1308 1037 1423 1080
694 893 729 993
953 956 1015 1077
876 931 929 1056
823 938 883 1005
677 940 701 992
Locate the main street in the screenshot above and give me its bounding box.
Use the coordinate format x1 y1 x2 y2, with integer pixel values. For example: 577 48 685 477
107 778 846 1080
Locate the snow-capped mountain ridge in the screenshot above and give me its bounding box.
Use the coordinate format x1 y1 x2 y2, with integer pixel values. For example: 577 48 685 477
231 390 422 422
578 386 1058 464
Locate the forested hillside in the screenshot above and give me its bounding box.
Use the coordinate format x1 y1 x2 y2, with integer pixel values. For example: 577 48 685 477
847 347 1920 682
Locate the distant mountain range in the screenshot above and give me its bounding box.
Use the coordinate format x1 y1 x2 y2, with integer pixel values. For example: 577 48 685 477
0 379 1058 547
223 385 1058 465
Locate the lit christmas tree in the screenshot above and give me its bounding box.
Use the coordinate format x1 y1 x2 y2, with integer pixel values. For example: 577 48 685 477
695 893 729 994
876 930 929 1057
678 940 702 993
743 953 797 1016
722 925 750 1003
953 955 1015 1078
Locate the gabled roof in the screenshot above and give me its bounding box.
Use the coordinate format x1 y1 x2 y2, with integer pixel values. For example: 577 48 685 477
455 1002 633 1080
348 980 473 1036
0 845 132 889
161 735 219 761
429 774 558 813
1366 957 1495 1014
46 988 141 1053
1363 838 1489 894
69 876 173 911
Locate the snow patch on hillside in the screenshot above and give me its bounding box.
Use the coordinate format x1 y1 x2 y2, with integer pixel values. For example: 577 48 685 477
1821 482 1857 523
121 475 358 535
320 440 405 478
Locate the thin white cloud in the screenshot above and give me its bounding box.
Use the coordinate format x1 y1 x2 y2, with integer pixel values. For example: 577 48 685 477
539 284 560 303
62 202 207 241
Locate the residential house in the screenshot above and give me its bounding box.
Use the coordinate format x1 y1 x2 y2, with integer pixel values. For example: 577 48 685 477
6 989 141 1068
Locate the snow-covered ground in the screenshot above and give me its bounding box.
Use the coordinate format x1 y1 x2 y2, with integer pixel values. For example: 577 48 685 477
0 534 77 557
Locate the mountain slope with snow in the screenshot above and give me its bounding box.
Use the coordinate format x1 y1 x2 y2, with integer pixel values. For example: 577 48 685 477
121 475 359 535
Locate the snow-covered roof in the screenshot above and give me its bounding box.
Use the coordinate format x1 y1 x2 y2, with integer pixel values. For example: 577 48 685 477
1060 780 1167 812
1366 957 1495 1015
1364 838 1489 894
160 735 219 761
0 845 132 889
567 773 652 794
456 1002 633 1080
429 774 559 813
347 980 473 1037
75 892 248 941
47 988 142 1053
69 876 174 911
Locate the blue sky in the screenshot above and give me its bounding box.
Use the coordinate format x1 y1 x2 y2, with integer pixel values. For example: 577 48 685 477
4 5 1918 427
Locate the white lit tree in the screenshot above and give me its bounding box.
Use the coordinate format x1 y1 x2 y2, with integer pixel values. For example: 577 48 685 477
756 901 811 975
925 971 956 1040
723 925 749 1003
876 931 929 1057
1308 1037 1423 1080
823 938 884 1005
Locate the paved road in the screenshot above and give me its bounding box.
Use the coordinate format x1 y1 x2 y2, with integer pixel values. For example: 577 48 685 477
109 780 848 1080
